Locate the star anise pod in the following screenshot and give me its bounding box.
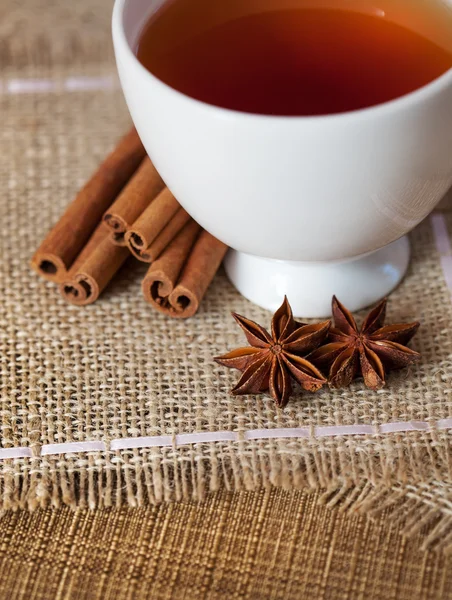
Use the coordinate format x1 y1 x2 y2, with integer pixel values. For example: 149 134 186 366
309 296 421 390
215 297 330 408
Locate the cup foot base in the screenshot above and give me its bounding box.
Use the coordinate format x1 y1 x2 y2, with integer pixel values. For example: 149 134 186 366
224 237 411 318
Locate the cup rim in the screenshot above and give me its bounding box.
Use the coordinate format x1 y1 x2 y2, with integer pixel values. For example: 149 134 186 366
113 0 452 123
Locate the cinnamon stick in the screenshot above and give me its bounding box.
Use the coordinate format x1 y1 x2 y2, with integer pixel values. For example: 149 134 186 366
103 156 165 245
127 205 191 263
31 128 145 283
125 188 183 261
142 222 228 318
59 223 129 306
143 208 192 263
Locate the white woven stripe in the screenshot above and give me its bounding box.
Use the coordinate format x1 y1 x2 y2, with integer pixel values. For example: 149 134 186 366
41 441 107 456
2 419 451 458
431 213 452 297
431 213 452 256
0 448 33 459
0 76 118 95
245 428 309 440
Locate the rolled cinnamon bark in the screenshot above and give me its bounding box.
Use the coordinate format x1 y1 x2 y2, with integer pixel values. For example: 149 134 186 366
125 188 181 259
103 157 165 245
143 208 192 263
31 128 145 283
59 223 129 306
142 222 228 318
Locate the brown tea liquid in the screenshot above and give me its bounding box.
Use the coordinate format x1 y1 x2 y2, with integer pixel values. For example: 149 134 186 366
136 1 452 116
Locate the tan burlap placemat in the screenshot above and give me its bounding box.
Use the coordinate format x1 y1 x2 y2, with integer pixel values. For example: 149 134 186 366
1 0 452 551
1 488 451 600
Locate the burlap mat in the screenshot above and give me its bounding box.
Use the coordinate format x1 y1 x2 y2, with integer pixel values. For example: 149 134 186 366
1 488 451 600
1 0 452 551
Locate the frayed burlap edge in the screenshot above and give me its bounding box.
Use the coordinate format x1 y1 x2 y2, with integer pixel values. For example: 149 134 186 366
320 480 452 554
1 439 452 552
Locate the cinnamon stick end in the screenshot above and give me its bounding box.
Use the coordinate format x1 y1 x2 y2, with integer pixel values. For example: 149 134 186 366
103 214 128 246
142 275 198 319
31 253 67 283
142 272 172 304
169 291 198 319
124 231 151 262
59 277 99 307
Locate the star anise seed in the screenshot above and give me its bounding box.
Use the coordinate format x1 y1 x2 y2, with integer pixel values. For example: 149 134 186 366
308 296 421 391
215 297 330 408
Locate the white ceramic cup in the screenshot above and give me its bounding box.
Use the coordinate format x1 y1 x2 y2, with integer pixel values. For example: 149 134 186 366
113 0 452 317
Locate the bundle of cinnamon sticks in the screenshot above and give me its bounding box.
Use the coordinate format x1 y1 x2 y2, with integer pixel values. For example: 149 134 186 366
31 128 228 318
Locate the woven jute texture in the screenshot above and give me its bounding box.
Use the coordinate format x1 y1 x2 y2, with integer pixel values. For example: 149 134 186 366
1 488 451 600
1 0 452 550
